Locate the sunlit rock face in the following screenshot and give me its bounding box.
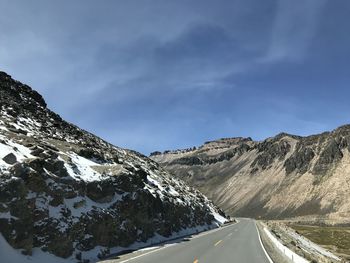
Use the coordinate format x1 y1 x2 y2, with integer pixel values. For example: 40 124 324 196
152 127 350 223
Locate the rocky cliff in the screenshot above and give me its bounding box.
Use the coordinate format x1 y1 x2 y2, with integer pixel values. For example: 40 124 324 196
151 130 350 223
0 72 226 262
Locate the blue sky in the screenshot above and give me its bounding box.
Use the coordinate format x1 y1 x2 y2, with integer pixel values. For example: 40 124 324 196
1 0 350 154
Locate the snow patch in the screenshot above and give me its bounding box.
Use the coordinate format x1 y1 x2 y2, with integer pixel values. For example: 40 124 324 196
0 234 74 263
62 153 105 182
211 211 227 225
0 212 18 220
0 136 33 169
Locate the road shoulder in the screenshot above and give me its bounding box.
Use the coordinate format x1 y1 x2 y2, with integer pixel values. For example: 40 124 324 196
256 221 291 263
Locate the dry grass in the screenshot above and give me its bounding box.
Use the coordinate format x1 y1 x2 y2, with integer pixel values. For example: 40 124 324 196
289 224 350 261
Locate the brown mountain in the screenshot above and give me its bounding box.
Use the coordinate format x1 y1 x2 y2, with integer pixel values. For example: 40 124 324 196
151 128 350 223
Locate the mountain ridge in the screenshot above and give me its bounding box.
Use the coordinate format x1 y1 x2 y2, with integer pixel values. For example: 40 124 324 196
151 124 350 224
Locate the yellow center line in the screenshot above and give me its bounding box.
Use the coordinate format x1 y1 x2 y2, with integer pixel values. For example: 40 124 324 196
214 240 223 246
193 259 199 263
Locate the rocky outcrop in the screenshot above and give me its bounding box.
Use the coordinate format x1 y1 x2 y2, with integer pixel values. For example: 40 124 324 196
251 137 291 171
0 72 226 262
151 127 350 222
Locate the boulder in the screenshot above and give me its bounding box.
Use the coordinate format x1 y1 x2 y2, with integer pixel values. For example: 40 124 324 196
3 153 17 164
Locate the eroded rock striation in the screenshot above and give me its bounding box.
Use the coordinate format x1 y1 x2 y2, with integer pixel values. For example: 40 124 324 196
151 129 350 223
0 72 226 262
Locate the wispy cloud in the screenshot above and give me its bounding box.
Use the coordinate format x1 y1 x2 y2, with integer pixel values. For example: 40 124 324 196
264 0 327 62
1 0 349 154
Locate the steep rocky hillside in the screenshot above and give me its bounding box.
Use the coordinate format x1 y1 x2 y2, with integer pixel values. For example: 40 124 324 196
0 71 226 263
151 130 350 222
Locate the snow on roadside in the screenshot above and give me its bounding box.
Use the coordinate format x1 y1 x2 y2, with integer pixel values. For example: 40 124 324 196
0 234 72 263
80 223 218 261
0 223 217 263
211 210 228 225
145 170 228 226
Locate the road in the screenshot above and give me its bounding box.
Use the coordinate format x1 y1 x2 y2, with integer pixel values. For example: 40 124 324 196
101 218 272 263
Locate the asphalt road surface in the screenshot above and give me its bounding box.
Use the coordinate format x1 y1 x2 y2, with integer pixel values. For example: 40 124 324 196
101 218 272 263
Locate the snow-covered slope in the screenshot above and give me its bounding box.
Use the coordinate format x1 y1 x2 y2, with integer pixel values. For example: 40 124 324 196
0 71 227 262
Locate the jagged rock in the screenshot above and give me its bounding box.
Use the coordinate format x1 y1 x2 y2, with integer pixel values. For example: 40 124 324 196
43 159 68 177
313 139 343 174
2 153 17 164
251 139 291 170
30 147 44 156
284 146 315 174
171 156 203 165
78 148 106 163
0 71 225 262
150 151 162 156
49 195 64 207
46 235 73 258
86 180 115 203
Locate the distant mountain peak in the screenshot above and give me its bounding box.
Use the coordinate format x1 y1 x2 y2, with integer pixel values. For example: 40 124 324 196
152 124 350 223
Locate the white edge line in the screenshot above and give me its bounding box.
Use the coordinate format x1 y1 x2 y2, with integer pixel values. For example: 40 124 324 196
118 245 171 263
193 220 239 239
255 221 274 263
118 221 239 263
